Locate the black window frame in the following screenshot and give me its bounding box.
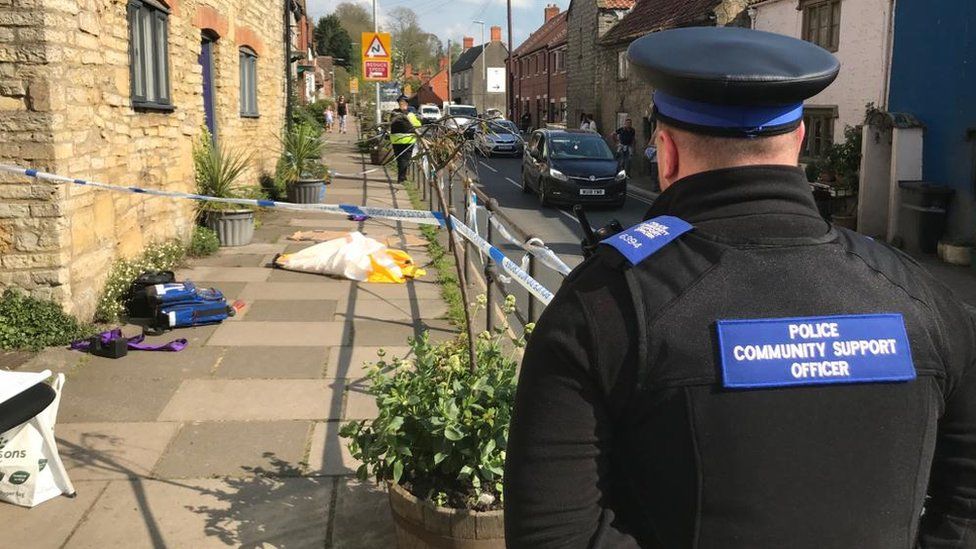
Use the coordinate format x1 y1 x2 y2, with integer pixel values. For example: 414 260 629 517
128 0 173 112
239 47 260 118
801 105 838 160
801 0 841 52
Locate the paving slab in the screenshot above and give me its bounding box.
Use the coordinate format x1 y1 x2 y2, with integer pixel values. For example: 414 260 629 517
217 346 329 379
216 242 287 255
265 268 345 283
344 386 378 420
307 422 360 476
139 323 220 347
332 479 397 549
158 379 345 421
244 299 338 322
57 422 181 480
333 298 446 322
153 421 311 478
346 280 444 300
175 267 271 282
65 477 331 548
0 480 108 548
13 347 86 375
346 319 457 347
327 346 412 379
238 281 355 301
188 253 269 268
60 376 183 423
208 321 347 347
80 346 222 380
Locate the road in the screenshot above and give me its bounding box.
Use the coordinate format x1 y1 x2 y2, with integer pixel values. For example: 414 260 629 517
446 151 657 324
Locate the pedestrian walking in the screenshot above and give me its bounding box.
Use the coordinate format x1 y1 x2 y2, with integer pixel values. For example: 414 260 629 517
521 111 532 133
613 117 636 171
505 26 976 548
388 94 421 184
324 106 335 133
580 114 597 132
336 95 348 134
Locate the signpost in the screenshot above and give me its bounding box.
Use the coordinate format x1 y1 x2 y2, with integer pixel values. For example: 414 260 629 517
361 32 392 82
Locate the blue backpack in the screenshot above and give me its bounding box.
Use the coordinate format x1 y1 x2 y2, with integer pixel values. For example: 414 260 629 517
146 282 234 331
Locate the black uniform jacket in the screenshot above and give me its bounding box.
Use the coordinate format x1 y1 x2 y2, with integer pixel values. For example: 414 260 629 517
504 166 976 548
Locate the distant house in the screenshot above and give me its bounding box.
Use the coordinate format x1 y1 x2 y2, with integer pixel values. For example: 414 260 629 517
596 0 749 177
512 5 568 129
450 28 508 113
411 57 451 107
0 0 309 318
750 0 892 161
565 0 635 130
855 0 976 242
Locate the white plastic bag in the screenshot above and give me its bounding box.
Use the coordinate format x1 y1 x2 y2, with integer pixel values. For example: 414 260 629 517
0 373 75 508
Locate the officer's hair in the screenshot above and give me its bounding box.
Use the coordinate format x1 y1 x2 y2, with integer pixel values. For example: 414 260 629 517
661 122 799 166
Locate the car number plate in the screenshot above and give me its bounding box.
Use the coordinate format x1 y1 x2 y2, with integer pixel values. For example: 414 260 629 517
580 189 605 196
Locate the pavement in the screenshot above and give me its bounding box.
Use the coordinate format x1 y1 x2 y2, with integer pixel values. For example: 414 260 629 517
0 121 448 547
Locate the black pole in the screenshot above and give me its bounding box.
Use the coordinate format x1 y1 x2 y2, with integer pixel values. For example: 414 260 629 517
485 218 494 333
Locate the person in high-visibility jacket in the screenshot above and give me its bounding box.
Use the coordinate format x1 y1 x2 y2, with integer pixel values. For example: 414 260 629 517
389 95 421 183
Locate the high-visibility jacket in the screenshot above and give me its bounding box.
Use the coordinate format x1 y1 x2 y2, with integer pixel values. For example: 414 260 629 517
390 110 421 145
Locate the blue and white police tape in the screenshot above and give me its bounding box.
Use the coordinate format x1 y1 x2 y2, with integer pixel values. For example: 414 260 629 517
448 215 555 305
0 164 446 227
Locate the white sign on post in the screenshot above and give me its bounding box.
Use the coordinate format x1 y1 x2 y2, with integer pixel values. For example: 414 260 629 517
486 67 506 93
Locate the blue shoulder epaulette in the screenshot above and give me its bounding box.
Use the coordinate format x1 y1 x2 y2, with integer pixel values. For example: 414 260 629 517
600 215 694 265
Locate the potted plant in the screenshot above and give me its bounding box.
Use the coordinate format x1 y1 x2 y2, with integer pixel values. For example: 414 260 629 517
277 122 328 204
192 131 257 247
823 125 863 230
340 298 525 548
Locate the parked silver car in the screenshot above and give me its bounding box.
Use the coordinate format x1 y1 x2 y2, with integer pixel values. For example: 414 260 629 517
474 119 523 158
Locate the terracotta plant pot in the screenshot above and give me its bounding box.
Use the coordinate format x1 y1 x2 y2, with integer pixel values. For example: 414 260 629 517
204 209 254 247
287 179 325 204
387 482 504 549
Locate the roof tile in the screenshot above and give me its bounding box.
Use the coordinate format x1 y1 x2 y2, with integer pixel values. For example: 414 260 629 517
600 0 720 45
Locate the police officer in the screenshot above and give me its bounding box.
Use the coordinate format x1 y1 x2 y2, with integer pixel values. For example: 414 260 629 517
504 27 976 548
389 94 421 183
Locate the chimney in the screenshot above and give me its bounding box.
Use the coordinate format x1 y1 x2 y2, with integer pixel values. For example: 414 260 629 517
439 56 448 70
544 4 560 22
463 36 474 50
490 26 502 43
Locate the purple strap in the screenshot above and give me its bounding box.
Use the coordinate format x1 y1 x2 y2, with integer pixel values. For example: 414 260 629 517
70 329 187 352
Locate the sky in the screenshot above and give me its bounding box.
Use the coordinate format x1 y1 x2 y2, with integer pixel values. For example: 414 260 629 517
306 0 567 52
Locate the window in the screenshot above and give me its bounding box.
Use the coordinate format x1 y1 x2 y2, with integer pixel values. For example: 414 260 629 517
801 106 837 159
802 0 841 52
617 50 629 80
555 50 566 72
239 47 259 117
128 0 171 109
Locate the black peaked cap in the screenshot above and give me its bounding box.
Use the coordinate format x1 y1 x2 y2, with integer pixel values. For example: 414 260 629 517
627 27 840 106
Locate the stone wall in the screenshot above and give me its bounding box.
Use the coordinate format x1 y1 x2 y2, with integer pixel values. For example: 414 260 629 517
0 0 287 319
566 0 598 128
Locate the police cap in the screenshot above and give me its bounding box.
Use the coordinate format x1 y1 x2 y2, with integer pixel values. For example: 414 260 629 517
397 94 409 103
628 27 840 137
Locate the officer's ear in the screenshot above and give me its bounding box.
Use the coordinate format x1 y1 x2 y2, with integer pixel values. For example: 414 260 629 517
657 127 680 189
794 121 807 159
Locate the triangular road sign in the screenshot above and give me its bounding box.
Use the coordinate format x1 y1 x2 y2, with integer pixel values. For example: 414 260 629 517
365 35 389 58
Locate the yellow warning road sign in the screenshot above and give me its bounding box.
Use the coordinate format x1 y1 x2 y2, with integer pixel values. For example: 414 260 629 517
361 32 392 81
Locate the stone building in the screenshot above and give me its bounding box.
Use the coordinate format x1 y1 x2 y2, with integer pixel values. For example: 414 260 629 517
450 27 508 114
512 4 567 130
565 0 634 131
596 0 750 177
0 0 309 319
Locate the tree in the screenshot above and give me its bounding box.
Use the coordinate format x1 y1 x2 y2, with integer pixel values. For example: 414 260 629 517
387 7 441 73
335 2 373 77
314 15 353 66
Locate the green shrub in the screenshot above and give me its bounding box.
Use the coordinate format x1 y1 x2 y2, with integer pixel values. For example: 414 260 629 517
188 226 220 257
340 314 526 511
94 240 186 323
0 290 94 350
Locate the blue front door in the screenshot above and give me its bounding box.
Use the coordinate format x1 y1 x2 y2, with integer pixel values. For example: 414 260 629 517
199 36 217 139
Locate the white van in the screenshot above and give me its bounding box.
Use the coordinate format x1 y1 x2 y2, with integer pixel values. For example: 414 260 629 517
419 104 441 124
